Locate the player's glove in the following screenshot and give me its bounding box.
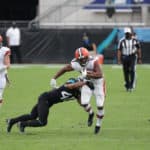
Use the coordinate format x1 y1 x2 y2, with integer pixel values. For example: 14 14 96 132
50 78 57 88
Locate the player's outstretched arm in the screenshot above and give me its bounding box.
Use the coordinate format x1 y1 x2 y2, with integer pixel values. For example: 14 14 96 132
50 64 74 88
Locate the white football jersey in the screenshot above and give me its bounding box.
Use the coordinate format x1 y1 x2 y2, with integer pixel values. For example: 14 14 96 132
0 46 10 74
71 56 97 72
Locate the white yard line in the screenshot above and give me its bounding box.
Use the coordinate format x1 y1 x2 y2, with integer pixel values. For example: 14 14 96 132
10 64 150 69
112 64 150 69
10 64 65 68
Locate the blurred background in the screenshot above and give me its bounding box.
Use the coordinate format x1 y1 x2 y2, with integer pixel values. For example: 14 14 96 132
0 0 150 64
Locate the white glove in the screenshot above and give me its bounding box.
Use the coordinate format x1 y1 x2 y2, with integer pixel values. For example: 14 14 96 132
81 68 87 78
50 78 57 88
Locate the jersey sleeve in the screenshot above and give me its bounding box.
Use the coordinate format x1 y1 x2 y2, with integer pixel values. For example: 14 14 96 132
71 59 82 71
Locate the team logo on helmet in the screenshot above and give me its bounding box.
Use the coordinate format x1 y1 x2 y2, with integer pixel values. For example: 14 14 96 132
75 47 89 59
75 47 89 67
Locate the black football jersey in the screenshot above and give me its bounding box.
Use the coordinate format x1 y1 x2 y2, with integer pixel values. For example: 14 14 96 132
41 85 80 106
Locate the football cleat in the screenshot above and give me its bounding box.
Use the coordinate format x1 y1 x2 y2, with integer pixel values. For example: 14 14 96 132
87 112 94 127
6 119 13 133
94 126 101 134
17 122 25 133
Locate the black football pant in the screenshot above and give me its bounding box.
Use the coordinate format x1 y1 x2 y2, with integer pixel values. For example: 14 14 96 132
122 54 137 89
10 97 50 127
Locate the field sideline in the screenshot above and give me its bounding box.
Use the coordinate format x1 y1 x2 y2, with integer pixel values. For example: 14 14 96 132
0 64 150 150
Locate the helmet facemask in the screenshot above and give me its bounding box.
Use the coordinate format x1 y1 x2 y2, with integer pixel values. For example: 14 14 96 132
77 56 89 67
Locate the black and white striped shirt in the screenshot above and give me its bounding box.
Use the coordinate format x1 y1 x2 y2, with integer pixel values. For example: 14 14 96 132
118 37 140 56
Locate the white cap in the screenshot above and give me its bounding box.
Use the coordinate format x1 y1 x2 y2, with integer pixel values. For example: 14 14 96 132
124 27 131 33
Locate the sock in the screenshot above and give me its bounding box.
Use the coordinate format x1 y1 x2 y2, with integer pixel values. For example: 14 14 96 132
96 109 104 127
84 104 94 114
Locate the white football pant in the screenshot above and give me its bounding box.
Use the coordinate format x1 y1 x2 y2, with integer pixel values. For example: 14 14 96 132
0 74 7 100
81 78 106 107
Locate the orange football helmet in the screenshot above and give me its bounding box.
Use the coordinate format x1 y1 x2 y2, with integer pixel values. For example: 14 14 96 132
75 47 89 66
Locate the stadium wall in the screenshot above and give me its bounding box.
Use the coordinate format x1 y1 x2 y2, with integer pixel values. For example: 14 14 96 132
0 28 149 64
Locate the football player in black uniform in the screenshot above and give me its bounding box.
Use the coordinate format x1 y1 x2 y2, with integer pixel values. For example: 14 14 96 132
6 78 94 133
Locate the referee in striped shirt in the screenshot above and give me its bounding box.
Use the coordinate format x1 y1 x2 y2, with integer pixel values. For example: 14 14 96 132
117 27 142 91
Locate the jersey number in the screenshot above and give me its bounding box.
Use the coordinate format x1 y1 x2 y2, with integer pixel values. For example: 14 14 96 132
60 91 72 100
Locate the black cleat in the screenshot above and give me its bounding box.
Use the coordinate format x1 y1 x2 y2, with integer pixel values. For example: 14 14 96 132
94 126 101 134
6 119 13 133
17 122 25 133
88 112 94 127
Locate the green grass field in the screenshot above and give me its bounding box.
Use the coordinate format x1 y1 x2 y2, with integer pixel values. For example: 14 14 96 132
0 64 150 150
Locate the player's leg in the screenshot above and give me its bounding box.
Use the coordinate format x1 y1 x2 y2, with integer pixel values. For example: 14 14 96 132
6 104 38 132
94 78 106 134
130 55 137 90
95 106 104 134
122 60 130 91
81 85 94 126
0 75 6 107
18 95 50 132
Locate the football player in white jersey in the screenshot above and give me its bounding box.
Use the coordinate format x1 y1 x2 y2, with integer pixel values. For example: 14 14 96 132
50 47 106 134
0 35 11 107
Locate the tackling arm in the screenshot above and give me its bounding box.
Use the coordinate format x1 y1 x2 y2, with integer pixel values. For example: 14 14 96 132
64 81 85 106
65 81 86 89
